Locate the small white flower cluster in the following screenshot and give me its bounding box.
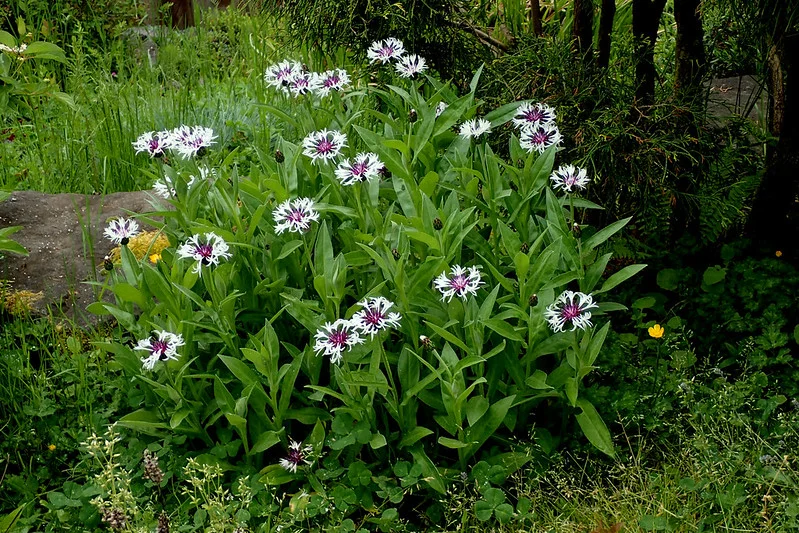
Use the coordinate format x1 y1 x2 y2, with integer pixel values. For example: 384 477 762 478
132 125 217 159
264 59 351 98
367 37 428 79
0 43 27 55
513 102 563 154
313 297 402 364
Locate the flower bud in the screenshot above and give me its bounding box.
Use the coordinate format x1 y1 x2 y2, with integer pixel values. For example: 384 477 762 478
275 149 284 163
433 218 443 231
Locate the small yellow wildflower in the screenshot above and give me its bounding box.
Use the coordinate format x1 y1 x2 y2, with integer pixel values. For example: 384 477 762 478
149 253 161 264
48 444 56 451
776 250 783 258
648 324 665 339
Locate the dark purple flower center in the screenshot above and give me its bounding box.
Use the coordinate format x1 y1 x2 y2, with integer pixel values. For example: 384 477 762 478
350 161 368 177
151 340 169 359
532 130 551 145
364 309 385 326
149 139 162 152
315 139 334 154
450 275 469 293
287 210 306 224
195 243 214 264
277 68 293 81
328 329 349 347
560 303 582 321
564 175 577 186
286 447 304 466
524 109 544 122
324 76 339 88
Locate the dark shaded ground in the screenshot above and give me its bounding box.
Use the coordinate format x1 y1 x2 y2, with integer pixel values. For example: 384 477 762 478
0 191 164 324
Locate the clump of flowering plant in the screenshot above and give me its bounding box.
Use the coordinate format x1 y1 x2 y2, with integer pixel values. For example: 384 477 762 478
97 46 646 525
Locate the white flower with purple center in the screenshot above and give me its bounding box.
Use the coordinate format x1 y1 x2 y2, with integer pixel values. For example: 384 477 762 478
334 152 384 185
351 297 402 338
313 69 351 97
513 102 557 131
313 319 364 364
288 71 321 97
520 122 563 154
459 118 492 140
395 54 428 78
176 232 231 275
550 164 590 193
132 131 171 157
273 197 320 235
171 125 217 159
544 290 599 333
104 217 140 245
264 59 303 90
280 439 313 473
433 265 484 302
135 330 185 371
367 38 405 64
435 101 449 117
301 129 347 163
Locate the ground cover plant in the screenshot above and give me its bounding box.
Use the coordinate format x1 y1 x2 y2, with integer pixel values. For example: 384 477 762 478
2 3 799 532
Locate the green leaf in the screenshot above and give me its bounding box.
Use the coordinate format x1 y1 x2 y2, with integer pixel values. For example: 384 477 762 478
463 395 515 460
474 500 493 521
585 321 610 366
484 318 523 342
438 436 470 449
525 370 553 390
581 217 632 251
703 265 726 285
574 399 614 457
399 426 433 448
639 515 679 531
656 268 679 291
494 503 514 523
117 409 167 435
594 264 646 294
110 282 146 308
794 324 799 345
23 41 67 62
0 505 24 532
564 377 578 406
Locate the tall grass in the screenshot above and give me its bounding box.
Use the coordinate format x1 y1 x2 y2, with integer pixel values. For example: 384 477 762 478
0 9 281 194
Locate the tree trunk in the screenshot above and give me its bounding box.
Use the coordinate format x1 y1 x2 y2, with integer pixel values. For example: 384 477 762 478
572 0 594 63
170 0 195 29
528 0 543 36
597 0 616 68
673 0 705 100
632 0 667 107
747 31 799 246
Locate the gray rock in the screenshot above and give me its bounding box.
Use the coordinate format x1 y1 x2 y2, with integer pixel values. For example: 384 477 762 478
707 75 765 125
0 191 164 325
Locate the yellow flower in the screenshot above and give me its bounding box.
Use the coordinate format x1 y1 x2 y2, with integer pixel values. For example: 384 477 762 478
648 324 665 339
149 253 161 264
776 250 783 258
48 444 56 451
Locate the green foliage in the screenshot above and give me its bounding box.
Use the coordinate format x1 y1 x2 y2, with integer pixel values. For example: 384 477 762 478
261 0 488 81
83 48 643 529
